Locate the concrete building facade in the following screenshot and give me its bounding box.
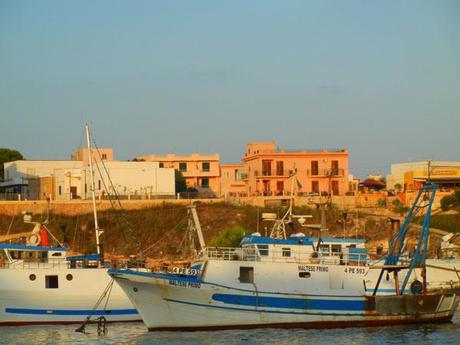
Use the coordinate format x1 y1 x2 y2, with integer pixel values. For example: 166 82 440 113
242 142 349 196
220 163 247 197
1 160 83 197
137 153 220 196
85 161 175 199
1 149 175 200
387 161 460 191
70 147 114 165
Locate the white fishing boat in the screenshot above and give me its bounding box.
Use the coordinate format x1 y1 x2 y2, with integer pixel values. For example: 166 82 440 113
0 242 139 325
0 125 139 326
110 184 460 330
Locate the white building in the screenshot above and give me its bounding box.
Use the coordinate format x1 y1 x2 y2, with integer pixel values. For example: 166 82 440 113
79 161 175 200
1 160 83 196
2 159 175 200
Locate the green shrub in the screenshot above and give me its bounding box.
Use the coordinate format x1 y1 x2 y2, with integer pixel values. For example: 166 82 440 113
365 218 377 230
441 194 458 211
455 190 460 203
377 199 387 208
208 225 247 247
392 199 402 207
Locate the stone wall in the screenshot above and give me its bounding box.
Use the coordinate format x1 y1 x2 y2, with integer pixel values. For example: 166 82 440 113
0 198 224 216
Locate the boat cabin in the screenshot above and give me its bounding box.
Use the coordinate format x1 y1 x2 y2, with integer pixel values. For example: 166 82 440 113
0 243 68 268
205 233 368 266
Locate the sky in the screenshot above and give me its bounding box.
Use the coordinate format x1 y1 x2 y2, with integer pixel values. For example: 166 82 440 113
1 1 459 177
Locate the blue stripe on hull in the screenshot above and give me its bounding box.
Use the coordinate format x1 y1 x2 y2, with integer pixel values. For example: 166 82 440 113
165 298 372 317
5 308 138 316
212 294 366 311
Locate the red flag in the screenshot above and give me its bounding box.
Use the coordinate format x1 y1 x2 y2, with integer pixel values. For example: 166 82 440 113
39 227 49 247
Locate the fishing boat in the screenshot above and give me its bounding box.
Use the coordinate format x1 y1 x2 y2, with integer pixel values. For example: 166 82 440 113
0 125 139 326
110 184 460 330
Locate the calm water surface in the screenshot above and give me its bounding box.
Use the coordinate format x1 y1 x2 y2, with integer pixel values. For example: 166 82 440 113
2 316 460 345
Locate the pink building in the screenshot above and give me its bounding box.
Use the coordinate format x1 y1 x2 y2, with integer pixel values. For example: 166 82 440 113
243 142 349 196
220 164 247 197
137 153 220 196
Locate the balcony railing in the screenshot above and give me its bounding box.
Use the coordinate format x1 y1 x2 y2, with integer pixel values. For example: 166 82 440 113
253 169 344 177
203 247 368 266
307 169 344 177
254 170 294 177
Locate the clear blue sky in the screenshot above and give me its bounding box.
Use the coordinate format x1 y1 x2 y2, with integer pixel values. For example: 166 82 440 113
1 1 459 177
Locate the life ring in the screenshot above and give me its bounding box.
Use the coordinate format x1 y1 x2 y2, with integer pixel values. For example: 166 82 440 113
410 280 423 295
27 233 41 246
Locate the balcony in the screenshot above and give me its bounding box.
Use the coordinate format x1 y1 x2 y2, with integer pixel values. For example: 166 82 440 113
253 170 294 178
307 169 344 177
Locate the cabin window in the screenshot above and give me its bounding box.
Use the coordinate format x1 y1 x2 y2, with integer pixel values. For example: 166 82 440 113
66 274 73 281
51 252 62 257
282 248 291 257
45 275 59 289
299 272 311 278
201 178 209 188
319 244 330 256
331 245 342 254
239 267 254 283
202 162 210 172
257 245 269 256
29 274 36 281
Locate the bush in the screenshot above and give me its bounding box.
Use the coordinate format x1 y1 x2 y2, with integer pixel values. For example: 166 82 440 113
455 190 460 203
365 218 377 230
208 225 247 247
441 194 458 211
392 199 402 207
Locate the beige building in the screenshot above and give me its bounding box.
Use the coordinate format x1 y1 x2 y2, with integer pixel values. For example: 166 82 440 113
137 153 221 196
70 147 114 165
386 161 460 191
220 164 247 197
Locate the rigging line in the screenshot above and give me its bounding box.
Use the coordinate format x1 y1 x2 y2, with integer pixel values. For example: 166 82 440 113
138 215 188 257
102 279 114 312
88 137 134 248
75 279 115 333
42 225 64 247
91 138 140 252
72 214 80 248
6 214 16 236
91 158 130 246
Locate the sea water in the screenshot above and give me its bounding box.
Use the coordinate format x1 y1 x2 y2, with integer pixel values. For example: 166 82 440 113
1 316 460 345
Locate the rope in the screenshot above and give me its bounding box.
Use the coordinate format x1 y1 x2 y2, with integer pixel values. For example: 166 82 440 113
75 279 115 334
90 137 141 254
42 224 64 247
72 214 80 248
138 216 188 257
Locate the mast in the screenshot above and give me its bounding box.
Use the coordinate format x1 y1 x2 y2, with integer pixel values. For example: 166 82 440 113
85 124 104 258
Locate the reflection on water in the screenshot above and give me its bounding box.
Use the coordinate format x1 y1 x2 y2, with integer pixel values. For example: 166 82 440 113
2 316 460 345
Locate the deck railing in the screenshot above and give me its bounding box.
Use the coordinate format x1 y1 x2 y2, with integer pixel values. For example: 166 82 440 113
203 247 368 266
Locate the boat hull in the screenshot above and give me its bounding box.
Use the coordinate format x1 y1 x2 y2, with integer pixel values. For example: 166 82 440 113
110 268 460 331
0 267 140 325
